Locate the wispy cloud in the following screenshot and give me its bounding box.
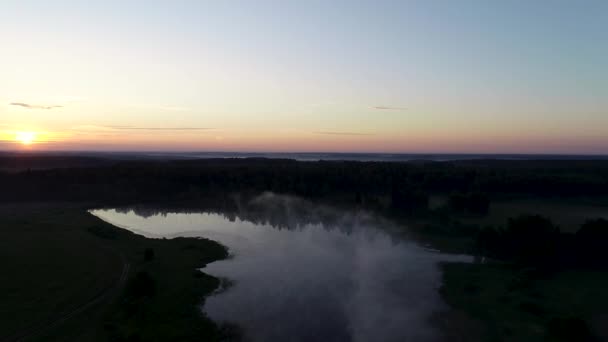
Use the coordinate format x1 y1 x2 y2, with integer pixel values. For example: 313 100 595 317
72 125 215 132
10 102 63 110
372 106 407 111
314 131 374 136
106 125 214 131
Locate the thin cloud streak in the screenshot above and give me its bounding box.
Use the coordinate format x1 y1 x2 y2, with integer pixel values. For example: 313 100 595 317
314 131 375 136
106 125 215 131
71 125 215 132
10 102 63 110
373 106 407 111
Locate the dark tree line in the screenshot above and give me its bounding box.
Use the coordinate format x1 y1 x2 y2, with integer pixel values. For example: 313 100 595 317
2 157 608 208
477 216 608 271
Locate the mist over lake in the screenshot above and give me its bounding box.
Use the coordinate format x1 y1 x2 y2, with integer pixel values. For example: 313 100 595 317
92 193 471 342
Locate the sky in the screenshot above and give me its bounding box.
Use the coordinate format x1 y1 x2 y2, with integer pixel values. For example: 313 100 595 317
1 0 606 154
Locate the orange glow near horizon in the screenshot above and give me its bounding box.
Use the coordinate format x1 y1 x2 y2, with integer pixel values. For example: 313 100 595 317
15 131 37 145
1 126 605 155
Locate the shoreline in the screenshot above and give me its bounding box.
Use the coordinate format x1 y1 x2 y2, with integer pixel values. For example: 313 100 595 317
4 197 608 341
0 203 232 341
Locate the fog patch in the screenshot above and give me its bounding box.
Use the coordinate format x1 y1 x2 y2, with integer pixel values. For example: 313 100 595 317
92 193 471 342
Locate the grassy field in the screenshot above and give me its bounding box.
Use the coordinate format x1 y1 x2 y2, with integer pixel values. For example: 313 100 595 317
0 203 229 341
441 263 608 342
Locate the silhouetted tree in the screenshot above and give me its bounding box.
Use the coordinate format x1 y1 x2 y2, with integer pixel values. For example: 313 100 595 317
477 215 560 269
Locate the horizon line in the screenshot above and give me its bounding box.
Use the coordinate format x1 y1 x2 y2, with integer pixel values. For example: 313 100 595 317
0 149 607 157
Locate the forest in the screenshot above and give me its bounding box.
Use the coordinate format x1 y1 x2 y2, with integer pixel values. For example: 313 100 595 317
3 156 608 203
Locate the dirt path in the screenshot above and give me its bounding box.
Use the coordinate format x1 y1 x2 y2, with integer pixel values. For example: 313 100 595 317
3 255 130 342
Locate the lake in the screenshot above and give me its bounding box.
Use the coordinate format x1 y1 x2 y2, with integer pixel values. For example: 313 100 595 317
91 193 471 342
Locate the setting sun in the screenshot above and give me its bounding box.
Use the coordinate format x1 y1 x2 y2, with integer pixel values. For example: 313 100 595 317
15 131 36 145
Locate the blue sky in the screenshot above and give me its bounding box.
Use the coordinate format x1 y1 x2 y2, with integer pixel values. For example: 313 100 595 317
1 0 606 153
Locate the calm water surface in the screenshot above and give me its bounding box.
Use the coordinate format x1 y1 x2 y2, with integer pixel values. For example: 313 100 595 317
91 193 470 342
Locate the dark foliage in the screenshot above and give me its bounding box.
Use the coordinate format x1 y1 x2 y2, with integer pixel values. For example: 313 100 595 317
3 157 608 205
87 224 119 240
421 220 481 237
144 248 155 262
448 192 490 215
575 219 608 270
125 271 156 299
478 215 608 271
391 186 429 213
546 317 598 342
477 215 561 268
505 215 561 268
